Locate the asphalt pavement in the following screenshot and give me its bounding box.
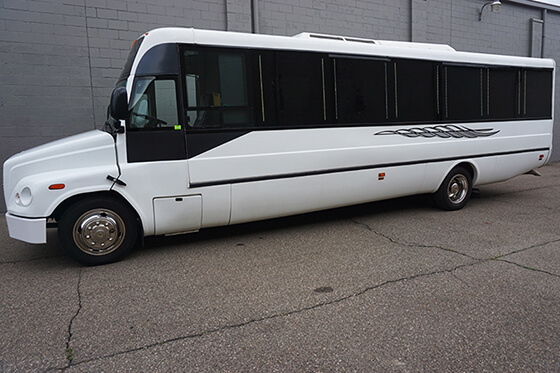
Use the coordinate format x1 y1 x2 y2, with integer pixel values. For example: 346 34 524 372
1 162 560 372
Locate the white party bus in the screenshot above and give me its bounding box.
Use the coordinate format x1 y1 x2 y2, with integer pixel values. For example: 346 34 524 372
3 28 555 265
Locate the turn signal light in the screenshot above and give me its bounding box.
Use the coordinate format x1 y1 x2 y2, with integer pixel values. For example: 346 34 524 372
49 184 65 190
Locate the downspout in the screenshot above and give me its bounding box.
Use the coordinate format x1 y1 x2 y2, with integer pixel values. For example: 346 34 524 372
541 9 547 58
252 0 260 33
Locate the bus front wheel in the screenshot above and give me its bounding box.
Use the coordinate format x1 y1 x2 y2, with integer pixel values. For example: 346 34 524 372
58 197 138 265
434 166 472 211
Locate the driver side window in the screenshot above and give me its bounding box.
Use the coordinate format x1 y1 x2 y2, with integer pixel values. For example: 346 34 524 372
129 78 179 130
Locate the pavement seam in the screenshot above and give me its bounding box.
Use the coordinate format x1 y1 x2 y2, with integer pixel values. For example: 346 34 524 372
492 258 560 278
349 219 479 261
486 197 560 213
65 269 83 368
486 182 560 196
350 218 560 279
25 198 560 369
493 238 560 260
0 254 65 265
62 260 481 368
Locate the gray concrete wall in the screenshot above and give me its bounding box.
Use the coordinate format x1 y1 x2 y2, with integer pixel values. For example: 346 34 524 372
1 0 559 212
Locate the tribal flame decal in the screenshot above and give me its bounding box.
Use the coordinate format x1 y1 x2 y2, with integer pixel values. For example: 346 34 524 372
375 125 499 139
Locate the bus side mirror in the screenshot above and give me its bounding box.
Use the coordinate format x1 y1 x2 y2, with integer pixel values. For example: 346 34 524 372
110 87 128 121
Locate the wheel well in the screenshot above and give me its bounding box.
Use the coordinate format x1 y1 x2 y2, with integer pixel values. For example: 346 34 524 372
50 191 144 246
50 191 142 230
455 162 476 181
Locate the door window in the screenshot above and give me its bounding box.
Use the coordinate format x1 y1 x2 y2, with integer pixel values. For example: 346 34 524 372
129 78 179 130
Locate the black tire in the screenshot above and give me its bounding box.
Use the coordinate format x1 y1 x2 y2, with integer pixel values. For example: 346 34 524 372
58 196 138 265
434 166 473 211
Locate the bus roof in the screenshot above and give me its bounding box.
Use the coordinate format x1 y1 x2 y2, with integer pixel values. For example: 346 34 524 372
132 27 555 71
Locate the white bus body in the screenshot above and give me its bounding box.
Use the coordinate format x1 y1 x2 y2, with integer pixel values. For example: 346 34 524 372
3 28 555 265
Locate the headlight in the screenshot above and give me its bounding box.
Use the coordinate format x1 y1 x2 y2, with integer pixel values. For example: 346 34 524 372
15 187 33 206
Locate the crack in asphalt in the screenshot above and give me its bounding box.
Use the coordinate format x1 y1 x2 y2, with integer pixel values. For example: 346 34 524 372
349 219 480 261
493 238 560 260
0 254 65 265
350 218 560 278
58 218 560 369
10 190 558 370
64 269 83 368
486 196 560 213
493 258 560 278
62 260 480 369
480 182 560 212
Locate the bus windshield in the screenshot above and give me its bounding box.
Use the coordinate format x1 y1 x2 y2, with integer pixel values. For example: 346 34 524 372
117 36 144 86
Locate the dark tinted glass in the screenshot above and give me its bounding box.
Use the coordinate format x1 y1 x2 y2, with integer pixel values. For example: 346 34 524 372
488 68 518 119
118 37 144 83
275 52 325 126
524 69 553 119
394 60 437 122
445 65 483 121
183 48 254 128
136 44 179 77
335 58 387 124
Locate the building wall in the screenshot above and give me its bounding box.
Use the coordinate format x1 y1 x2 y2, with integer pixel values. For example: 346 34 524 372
1 0 559 211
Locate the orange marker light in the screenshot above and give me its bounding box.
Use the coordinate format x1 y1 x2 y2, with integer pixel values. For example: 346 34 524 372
378 173 386 181
49 184 65 190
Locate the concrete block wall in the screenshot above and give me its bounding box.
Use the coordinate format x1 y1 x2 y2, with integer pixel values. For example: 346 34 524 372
1 0 559 212
0 0 227 156
257 0 410 40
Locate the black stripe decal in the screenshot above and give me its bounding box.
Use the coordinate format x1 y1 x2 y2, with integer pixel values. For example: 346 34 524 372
189 147 549 188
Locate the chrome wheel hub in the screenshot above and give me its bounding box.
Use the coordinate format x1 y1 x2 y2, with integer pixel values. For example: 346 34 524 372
73 209 125 256
448 174 468 204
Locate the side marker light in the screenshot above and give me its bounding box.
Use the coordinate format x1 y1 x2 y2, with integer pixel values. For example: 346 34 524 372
49 184 65 190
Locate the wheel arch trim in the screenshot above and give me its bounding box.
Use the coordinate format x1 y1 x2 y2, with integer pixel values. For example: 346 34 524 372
50 190 144 240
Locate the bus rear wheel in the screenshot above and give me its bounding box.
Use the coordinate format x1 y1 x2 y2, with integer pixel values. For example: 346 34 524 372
58 197 138 265
434 166 472 211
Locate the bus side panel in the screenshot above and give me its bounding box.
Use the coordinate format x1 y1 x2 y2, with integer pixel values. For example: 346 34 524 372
117 160 190 236
491 151 550 184
229 164 426 225
115 161 230 236
117 160 231 236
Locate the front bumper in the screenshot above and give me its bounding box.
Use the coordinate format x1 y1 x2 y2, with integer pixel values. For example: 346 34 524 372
5 213 47 244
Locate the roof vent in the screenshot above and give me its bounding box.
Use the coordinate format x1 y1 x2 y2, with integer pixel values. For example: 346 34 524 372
293 32 377 44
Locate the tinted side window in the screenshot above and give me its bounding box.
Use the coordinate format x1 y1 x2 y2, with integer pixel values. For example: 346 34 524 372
488 68 518 120
335 58 387 124
394 60 437 123
183 48 254 128
445 65 484 121
524 69 553 119
274 52 326 126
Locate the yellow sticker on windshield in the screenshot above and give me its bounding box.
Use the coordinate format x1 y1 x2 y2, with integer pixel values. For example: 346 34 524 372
174 125 182 130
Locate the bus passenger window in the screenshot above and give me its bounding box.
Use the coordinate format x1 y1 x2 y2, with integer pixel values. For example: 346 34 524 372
335 58 387 124
444 65 484 121
129 78 179 129
183 48 254 128
274 52 325 126
394 59 437 123
524 69 553 119
488 68 517 120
